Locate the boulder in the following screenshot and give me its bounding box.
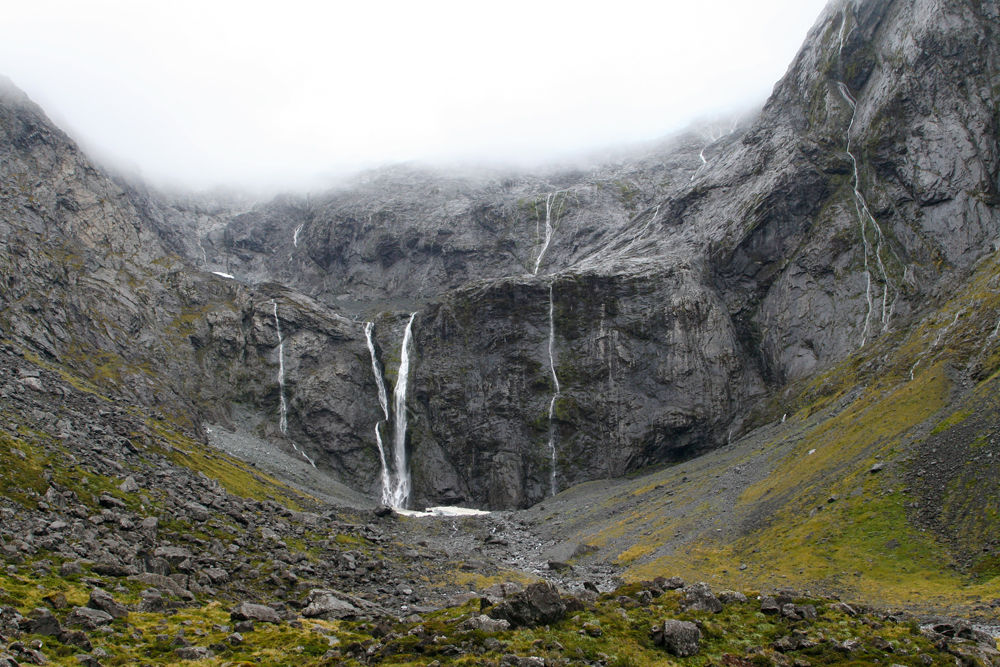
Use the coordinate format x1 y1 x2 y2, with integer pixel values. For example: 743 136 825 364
183 502 211 522
682 582 723 613
202 568 229 584
153 546 193 565
88 589 128 620
139 517 158 540
488 582 566 628
59 631 92 650
174 646 214 660
64 607 114 630
760 596 781 615
129 573 195 600
230 602 281 624
118 476 140 493
59 562 83 577
652 619 701 657
23 608 62 636
458 615 511 632
300 591 358 620
92 553 134 577
718 590 748 604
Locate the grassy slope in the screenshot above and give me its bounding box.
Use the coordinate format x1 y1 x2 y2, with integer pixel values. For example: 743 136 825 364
534 251 1000 616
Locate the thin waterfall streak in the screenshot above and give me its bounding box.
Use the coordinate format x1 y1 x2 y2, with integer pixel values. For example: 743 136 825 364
547 284 561 496
391 313 417 508
273 301 288 434
365 322 393 505
839 80 895 343
290 442 316 468
862 271 873 347
619 205 659 257
293 224 304 248
196 221 209 268
911 309 964 381
533 193 556 275
838 7 849 58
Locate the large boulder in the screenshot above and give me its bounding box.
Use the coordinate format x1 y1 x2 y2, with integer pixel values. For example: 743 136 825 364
230 602 281 625
153 546 193 566
457 615 511 632
88 589 129 620
488 582 566 628
300 590 358 620
652 619 701 657
21 608 61 636
681 582 723 613
64 607 114 630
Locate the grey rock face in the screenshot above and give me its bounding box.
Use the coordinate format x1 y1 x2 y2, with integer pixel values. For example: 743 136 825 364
0 0 996 511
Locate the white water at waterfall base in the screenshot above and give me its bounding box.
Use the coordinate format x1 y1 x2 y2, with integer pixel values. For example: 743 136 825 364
397 506 491 517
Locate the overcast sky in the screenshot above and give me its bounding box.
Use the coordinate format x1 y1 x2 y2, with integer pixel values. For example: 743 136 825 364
1 0 830 191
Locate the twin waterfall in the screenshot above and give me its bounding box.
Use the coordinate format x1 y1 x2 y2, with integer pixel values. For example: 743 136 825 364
365 314 416 508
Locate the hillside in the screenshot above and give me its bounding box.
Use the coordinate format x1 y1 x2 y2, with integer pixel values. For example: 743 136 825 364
1 0 1000 664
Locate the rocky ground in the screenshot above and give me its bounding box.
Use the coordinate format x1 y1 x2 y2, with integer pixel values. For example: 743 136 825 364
2 340 1000 666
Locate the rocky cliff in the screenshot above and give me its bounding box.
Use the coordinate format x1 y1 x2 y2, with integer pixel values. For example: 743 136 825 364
2 0 998 510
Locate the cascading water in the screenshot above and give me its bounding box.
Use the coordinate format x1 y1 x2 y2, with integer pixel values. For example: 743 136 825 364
390 313 417 508
836 7 898 345
293 224 304 248
546 284 561 496
364 322 393 506
533 193 557 275
271 300 316 468
273 301 289 434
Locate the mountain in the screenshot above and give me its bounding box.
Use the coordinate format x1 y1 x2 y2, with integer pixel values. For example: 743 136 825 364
96 0 1000 511
1 0 1000 627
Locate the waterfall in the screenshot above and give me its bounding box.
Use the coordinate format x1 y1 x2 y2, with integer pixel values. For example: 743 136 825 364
533 193 556 275
390 313 417 507
364 322 393 505
272 301 288 434
836 6 898 345
293 224 304 248
546 284 561 496
837 83 895 344
271 300 316 467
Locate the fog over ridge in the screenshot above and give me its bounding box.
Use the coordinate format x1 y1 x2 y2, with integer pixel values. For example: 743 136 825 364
1 0 830 191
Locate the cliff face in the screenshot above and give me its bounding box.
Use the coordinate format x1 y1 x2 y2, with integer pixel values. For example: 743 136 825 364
1 0 998 509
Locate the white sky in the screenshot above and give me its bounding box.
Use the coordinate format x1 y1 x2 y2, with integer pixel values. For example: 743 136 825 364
1 0 830 190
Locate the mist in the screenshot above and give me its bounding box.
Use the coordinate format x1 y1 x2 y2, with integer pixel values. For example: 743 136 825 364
0 0 830 192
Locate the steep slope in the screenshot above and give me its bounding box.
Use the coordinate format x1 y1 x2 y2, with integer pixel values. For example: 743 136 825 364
0 77 388 503
525 238 1000 614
